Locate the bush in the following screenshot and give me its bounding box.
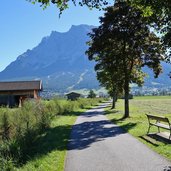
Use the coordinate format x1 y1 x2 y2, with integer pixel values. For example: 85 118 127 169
1 112 10 141
0 139 20 170
52 99 65 115
0 155 14 171
87 90 96 98
0 97 105 170
63 101 79 114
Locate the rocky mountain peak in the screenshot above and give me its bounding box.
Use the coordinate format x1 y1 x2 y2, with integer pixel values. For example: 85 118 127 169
0 25 99 91
0 24 171 93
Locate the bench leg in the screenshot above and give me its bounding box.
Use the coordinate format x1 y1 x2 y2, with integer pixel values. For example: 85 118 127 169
158 126 160 133
147 125 151 134
169 130 171 140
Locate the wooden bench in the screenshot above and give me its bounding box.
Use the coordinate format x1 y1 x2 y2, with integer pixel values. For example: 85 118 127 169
146 114 171 139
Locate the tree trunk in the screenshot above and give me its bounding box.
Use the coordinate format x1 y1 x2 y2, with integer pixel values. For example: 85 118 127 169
115 95 118 102
124 80 129 118
111 96 116 109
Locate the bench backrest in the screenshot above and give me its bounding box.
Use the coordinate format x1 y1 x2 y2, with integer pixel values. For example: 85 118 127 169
146 114 169 123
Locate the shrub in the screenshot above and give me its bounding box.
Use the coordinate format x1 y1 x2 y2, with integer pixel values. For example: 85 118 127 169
1 112 10 141
0 97 105 170
0 139 20 169
0 155 14 171
66 101 80 113
44 100 56 115
53 99 65 115
34 102 53 130
87 90 96 98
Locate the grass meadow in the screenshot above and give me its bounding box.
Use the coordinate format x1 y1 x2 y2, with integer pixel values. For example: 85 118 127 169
106 96 171 160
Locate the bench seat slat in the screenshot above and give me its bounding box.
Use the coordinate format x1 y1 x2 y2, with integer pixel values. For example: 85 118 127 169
146 114 169 122
150 123 170 130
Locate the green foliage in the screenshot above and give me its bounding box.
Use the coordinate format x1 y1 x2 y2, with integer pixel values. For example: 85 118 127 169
34 102 53 130
131 0 171 58
77 98 92 108
49 98 64 115
28 0 109 14
87 1 165 118
63 101 78 113
87 90 96 98
1 112 10 141
0 98 104 170
0 155 14 171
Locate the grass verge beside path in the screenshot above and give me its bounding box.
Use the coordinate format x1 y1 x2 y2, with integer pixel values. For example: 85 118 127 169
17 102 103 171
17 113 79 171
106 96 171 161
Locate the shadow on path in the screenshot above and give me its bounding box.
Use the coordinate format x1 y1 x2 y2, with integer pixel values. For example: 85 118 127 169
68 120 125 150
68 107 136 150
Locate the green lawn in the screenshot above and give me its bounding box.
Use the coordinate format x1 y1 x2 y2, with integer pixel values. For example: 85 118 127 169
106 96 171 160
133 95 171 100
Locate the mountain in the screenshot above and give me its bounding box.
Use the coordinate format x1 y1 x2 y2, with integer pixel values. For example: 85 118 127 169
143 62 171 88
0 25 99 92
0 24 171 93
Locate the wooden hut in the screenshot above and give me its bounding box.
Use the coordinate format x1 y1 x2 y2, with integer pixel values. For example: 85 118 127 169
66 92 81 101
0 80 42 107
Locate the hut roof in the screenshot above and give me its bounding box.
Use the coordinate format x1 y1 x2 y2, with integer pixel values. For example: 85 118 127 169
66 92 81 96
0 80 42 91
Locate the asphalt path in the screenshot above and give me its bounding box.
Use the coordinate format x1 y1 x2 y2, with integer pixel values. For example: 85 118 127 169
64 102 171 171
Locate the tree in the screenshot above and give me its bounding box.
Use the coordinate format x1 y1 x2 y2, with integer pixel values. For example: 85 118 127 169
86 1 165 118
28 0 109 13
130 0 171 58
95 58 124 109
88 90 96 98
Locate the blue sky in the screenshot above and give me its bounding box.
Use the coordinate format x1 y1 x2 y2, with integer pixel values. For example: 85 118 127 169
1 0 112 72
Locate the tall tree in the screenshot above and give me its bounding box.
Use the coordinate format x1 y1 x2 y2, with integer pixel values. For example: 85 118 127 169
28 0 109 13
130 0 171 58
87 1 165 118
95 56 124 109
88 90 96 98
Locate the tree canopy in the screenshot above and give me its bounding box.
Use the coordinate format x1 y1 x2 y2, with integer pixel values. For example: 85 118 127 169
86 1 165 118
28 0 109 13
94 50 125 109
87 90 96 98
130 0 171 57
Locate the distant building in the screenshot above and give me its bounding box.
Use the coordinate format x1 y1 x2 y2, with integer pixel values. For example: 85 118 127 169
66 92 81 101
0 80 42 107
121 94 133 99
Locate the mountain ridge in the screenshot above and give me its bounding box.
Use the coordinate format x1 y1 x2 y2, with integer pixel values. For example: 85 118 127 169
0 24 171 93
0 25 99 92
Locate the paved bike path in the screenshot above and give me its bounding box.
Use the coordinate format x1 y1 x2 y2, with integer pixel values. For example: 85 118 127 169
65 102 171 171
